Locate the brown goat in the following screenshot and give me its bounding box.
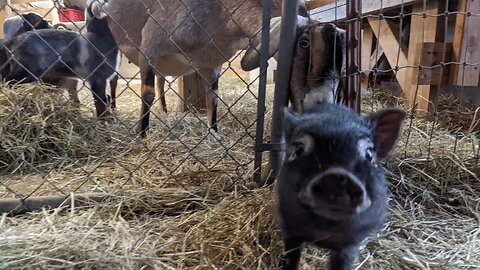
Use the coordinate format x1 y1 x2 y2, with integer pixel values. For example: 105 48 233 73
100 0 309 138
242 19 346 112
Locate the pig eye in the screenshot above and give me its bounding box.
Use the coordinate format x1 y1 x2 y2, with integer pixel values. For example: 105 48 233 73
287 134 314 161
365 147 374 162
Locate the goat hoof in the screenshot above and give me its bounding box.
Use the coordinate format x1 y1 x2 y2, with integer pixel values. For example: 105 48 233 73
208 128 221 140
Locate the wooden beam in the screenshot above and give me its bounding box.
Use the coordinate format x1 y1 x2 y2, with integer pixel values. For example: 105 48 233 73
305 0 337 10
416 42 452 86
405 1 441 115
361 27 374 88
310 0 421 23
178 73 207 112
370 46 384 70
449 0 467 85
368 17 408 91
450 0 480 86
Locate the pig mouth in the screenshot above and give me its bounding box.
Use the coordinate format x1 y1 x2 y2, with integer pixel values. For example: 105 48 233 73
306 204 360 220
298 194 371 220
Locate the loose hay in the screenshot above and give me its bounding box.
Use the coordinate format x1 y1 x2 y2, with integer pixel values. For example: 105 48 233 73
0 80 479 269
0 83 133 174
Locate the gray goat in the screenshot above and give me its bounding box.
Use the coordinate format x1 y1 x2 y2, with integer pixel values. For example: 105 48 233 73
0 0 120 117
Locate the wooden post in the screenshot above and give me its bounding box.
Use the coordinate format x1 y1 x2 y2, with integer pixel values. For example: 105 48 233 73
404 1 441 116
449 0 480 87
449 0 467 85
361 26 373 89
367 17 408 90
178 73 207 112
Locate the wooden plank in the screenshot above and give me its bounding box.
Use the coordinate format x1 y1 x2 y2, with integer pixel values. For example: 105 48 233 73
449 0 467 85
370 46 384 69
416 42 452 86
451 0 480 86
306 0 337 10
405 1 441 115
361 26 374 88
310 0 421 23
178 73 207 112
367 17 408 91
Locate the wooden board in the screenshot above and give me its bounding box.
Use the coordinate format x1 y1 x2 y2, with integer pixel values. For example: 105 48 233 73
305 0 337 10
405 1 441 115
178 73 207 112
416 42 452 86
367 17 408 91
361 27 373 88
310 0 421 23
450 0 480 86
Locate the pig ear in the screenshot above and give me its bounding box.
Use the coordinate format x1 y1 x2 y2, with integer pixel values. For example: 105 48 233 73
282 107 301 137
241 16 309 71
368 108 407 159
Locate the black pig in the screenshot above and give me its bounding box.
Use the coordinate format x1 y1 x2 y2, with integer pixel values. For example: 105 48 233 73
276 102 406 270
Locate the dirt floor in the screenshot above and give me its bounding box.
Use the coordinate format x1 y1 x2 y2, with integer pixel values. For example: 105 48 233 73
0 74 479 269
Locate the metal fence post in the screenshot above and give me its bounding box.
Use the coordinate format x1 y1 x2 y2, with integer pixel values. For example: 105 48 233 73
262 0 300 186
253 0 272 185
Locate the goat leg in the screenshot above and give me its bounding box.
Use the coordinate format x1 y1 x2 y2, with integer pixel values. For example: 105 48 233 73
109 74 118 109
136 66 156 138
156 75 167 113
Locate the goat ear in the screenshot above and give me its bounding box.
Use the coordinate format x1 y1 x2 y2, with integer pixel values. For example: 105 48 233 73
367 108 407 159
90 1 108 19
241 16 309 71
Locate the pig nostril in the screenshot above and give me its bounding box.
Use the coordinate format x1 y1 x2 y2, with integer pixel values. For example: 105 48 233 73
351 190 363 202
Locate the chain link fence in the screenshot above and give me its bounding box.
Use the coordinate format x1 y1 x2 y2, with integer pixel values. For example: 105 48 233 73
0 0 479 269
0 0 282 211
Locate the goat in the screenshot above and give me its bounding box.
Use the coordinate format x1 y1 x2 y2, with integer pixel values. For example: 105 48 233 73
2 12 120 109
100 0 309 138
2 13 82 104
3 12 50 38
0 0 120 118
242 19 346 114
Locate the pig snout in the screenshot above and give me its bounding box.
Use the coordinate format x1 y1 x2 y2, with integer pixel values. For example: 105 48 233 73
299 167 372 220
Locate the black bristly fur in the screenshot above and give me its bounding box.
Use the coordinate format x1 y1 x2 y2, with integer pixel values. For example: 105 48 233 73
277 102 405 270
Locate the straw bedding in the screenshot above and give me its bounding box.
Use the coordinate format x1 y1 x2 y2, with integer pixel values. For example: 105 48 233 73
0 78 479 269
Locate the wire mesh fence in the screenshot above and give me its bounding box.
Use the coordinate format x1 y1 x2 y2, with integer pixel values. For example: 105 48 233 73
0 0 479 269
0 0 281 211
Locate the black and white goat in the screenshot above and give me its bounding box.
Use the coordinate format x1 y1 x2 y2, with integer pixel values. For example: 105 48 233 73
3 12 51 38
0 1 120 117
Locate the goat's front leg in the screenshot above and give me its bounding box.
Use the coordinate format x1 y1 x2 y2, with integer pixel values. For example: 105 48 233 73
62 78 80 105
199 67 220 133
109 74 118 109
89 79 110 119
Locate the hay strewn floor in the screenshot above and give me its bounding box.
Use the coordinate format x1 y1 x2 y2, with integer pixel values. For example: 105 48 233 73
0 77 479 269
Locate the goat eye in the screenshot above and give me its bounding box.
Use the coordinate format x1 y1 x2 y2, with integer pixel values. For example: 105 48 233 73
299 38 310 49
